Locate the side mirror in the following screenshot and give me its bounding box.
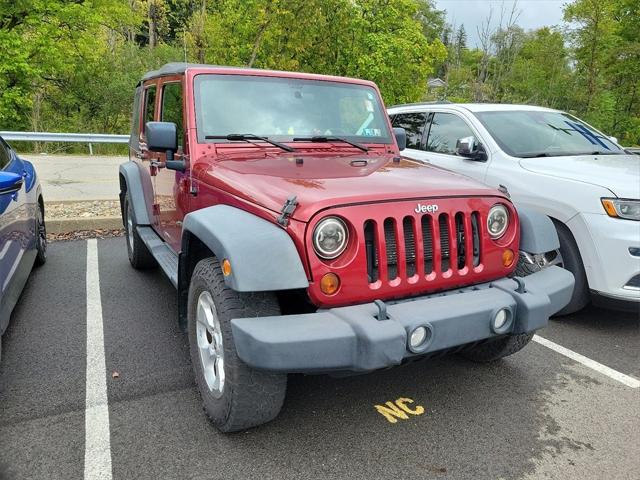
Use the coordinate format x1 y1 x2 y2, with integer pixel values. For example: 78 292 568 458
145 121 186 171
456 136 487 161
0 171 24 195
146 121 178 156
609 136 618 144
393 127 407 151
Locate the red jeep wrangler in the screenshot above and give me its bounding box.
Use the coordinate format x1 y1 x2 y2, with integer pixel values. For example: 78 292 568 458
120 63 574 432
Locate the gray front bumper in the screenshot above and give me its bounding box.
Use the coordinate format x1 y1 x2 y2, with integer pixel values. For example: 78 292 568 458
231 266 574 373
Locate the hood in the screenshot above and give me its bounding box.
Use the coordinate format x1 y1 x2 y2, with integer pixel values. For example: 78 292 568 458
199 152 504 222
519 154 640 199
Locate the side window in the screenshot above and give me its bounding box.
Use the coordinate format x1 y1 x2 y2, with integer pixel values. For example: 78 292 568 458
393 113 428 150
426 113 475 155
161 82 184 147
0 139 11 169
130 87 142 141
143 85 157 135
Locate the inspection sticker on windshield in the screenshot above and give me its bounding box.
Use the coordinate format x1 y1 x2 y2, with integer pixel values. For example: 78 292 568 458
375 397 425 424
363 128 382 137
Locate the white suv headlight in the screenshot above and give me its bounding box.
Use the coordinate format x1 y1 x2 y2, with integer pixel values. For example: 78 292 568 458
313 217 348 259
487 204 509 239
602 198 640 221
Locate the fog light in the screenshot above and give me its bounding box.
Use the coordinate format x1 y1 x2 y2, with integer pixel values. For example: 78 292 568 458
502 249 515 267
409 327 428 350
320 273 340 295
492 308 510 331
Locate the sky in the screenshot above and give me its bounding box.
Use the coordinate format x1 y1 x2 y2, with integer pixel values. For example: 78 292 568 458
434 0 566 47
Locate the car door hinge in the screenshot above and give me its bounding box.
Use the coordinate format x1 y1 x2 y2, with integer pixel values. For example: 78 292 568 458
277 195 298 227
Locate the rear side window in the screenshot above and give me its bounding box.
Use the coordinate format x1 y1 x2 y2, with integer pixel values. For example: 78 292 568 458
161 82 184 147
426 113 475 155
143 85 156 133
0 139 11 169
393 113 427 150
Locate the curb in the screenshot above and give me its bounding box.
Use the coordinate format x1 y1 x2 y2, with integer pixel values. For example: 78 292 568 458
47 216 123 234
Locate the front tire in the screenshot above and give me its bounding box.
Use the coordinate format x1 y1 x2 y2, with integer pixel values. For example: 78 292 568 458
123 192 156 269
554 223 589 315
514 222 588 316
461 333 534 362
188 257 286 432
34 199 47 266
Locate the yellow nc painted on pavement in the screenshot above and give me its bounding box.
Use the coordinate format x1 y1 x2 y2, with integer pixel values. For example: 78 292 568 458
374 397 425 424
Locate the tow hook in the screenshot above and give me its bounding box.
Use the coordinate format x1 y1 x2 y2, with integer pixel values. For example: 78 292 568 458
374 299 388 321
513 277 526 294
277 195 298 227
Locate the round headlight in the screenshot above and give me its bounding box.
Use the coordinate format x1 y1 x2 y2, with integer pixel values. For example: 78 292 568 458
487 204 509 239
313 217 348 259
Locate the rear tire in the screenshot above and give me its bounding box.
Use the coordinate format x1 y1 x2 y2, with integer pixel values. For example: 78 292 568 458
461 333 534 362
188 257 286 432
123 192 156 269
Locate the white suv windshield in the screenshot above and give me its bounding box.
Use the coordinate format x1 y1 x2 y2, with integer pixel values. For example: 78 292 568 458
475 110 625 158
194 74 392 144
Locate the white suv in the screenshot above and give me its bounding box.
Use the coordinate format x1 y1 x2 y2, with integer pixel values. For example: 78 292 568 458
387 103 640 314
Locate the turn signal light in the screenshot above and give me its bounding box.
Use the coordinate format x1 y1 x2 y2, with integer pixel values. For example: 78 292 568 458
502 249 515 267
601 199 618 217
320 273 340 295
222 259 232 276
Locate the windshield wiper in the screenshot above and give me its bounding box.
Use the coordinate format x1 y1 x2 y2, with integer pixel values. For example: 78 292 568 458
292 136 369 152
519 152 558 158
205 133 295 152
586 150 620 155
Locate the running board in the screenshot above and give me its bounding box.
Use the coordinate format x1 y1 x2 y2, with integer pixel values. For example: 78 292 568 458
136 226 179 288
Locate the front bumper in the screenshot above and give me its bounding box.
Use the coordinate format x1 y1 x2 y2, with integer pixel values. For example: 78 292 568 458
231 266 574 373
568 213 640 302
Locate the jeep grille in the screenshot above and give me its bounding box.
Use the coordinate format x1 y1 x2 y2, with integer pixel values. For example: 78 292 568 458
364 211 481 284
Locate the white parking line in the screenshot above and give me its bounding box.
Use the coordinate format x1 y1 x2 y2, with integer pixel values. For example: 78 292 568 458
84 239 113 480
533 334 640 389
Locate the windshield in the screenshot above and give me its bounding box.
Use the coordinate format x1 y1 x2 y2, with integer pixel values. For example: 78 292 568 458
193 74 392 144
474 110 625 157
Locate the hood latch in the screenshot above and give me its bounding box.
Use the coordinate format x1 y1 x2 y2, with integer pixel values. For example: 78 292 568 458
277 195 298 227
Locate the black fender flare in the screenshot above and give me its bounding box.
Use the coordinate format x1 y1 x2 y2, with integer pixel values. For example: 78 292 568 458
181 205 309 292
118 161 153 226
516 206 560 254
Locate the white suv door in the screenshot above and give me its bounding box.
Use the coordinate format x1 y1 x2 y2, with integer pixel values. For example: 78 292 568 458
394 111 490 183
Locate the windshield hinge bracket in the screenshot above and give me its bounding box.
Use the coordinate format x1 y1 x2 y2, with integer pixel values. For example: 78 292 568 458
277 195 298 227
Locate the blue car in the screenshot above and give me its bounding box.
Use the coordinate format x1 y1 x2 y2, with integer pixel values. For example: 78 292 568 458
0 136 46 360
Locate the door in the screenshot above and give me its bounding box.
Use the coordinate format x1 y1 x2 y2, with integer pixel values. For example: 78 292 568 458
421 112 489 182
0 140 28 331
154 79 188 251
130 82 158 232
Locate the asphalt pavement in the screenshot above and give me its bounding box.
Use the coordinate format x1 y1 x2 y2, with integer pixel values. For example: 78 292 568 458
0 238 638 480
22 154 124 202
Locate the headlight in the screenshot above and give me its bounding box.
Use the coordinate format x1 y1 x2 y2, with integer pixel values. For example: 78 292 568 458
601 198 640 221
313 217 348 259
487 204 509 239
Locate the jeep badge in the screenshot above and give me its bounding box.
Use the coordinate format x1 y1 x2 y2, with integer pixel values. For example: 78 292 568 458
414 203 439 214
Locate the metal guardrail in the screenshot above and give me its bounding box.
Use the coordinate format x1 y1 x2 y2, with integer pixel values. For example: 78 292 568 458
0 131 129 155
